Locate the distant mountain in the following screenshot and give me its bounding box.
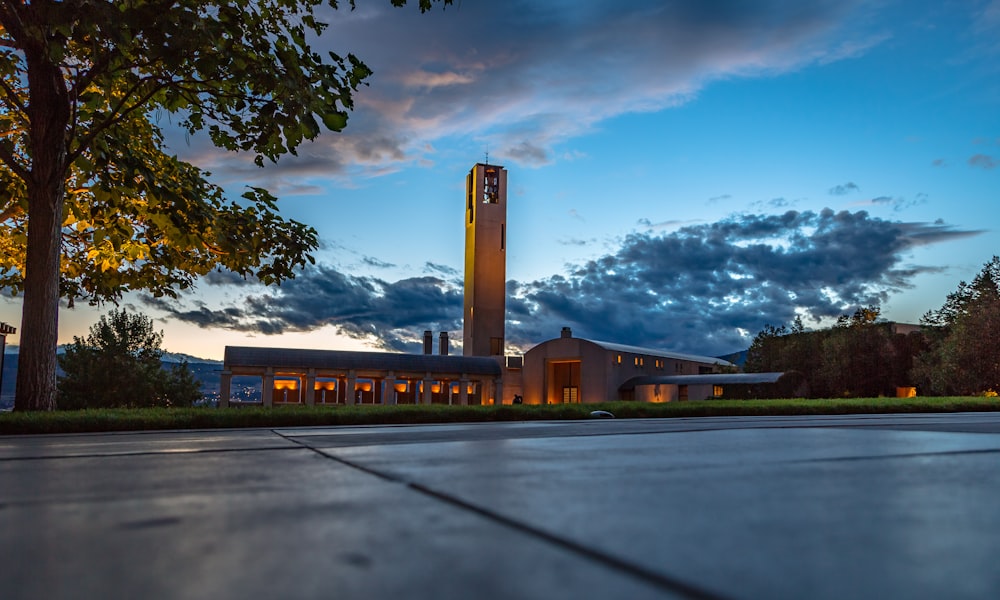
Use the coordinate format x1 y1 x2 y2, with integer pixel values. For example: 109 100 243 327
161 351 222 364
4 345 219 363
718 349 748 367
1 352 224 409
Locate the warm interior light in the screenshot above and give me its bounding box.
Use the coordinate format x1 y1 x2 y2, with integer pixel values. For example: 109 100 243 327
394 382 407 393
355 382 372 392
431 384 441 394
274 380 298 390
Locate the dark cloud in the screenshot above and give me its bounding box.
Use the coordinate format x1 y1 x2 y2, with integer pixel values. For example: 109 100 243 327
505 141 550 165
362 256 396 269
828 182 860 195
153 209 981 356
969 154 997 169
424 262 459 278
868 194 926 212
708 194 732 203
202 270 257 287
505 209 982 355
932 158 947 167
148 266 463 352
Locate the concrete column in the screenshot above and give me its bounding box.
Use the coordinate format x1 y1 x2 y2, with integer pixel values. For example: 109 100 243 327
459 377 469 406
493 377 504 407
219 370 232 408
422 374 433 405
346 370 357 406
262 368 274 408
305 369 316 407
385 371 396 405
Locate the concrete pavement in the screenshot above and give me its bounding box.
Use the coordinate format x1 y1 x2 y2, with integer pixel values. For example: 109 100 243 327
2 412 1000 599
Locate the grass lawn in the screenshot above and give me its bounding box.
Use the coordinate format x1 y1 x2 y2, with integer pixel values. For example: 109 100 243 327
1 396 999 435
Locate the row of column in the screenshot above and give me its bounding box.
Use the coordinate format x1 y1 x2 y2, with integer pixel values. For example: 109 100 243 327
220 369 501 408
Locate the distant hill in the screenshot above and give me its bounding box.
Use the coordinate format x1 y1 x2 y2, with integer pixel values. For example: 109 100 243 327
718 349 748 367
1 352 224 409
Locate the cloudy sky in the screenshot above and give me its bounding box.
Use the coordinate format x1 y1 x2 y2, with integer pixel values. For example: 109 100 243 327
3 0 999 359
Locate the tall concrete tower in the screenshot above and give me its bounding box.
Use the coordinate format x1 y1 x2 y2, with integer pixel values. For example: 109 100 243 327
464 163 507 356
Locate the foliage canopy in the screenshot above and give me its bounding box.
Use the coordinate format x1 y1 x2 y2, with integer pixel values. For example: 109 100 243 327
913 256 1000 395
0 0 447 410
57 308 201 409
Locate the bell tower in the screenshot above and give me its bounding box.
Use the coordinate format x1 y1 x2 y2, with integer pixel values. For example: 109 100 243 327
463 162 507 357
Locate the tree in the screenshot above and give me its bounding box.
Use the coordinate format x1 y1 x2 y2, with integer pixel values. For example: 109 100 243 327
817 306 896 397
0 0 448 411
913 256 1000 395
746 306 917 398
57 308 201 408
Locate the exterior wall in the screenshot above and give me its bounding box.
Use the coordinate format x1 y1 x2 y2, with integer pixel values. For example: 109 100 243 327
463 163 508 357
222 364 496 407
522 336 612 404
523 335 729 404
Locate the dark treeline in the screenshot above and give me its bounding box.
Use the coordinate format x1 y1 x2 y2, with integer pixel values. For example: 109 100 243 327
745 256 1000 398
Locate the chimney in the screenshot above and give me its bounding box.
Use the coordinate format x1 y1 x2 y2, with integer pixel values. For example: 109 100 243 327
439 331 449 356
423 330 433 355
561 326 572 339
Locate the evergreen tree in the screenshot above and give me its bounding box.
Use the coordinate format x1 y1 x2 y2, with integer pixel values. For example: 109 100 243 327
913 256 1000 395
57 309 201 409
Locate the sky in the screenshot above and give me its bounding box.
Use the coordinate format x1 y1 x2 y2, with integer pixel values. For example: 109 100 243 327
2 0 999 360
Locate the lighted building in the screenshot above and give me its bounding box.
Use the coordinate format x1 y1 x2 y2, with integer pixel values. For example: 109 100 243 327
220 161 783 407
521 326 736 404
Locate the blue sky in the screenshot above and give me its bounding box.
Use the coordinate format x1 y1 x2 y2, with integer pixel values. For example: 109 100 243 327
3 0 999 359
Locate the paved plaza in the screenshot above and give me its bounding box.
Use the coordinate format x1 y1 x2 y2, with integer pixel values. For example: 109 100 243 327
2 412 1000 599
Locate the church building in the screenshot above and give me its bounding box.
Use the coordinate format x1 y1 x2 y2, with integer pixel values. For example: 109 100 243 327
220 162 761 407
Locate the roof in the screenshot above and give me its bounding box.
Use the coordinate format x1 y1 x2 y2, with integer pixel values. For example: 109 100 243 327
584 339 735 367
224 346 502 376
619 372 787 391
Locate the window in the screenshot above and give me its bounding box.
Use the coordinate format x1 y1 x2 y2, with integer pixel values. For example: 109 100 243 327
467 173 474 223
500 224 505 250
675 363 683 373
490 337 503 355
483 167 499 203
615 354 622 365
655 359 663 369
634 356 643 367
562 386 579 403
713 385 724 398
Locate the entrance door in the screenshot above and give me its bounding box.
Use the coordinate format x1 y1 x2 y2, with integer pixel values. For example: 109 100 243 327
548 360 581 403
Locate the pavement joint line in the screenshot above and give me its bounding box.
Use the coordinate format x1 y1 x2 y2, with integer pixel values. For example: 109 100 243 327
0 444 304 463
784 445 1000 465
274 429 730 600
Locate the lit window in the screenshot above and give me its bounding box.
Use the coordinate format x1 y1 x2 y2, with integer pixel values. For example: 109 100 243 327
615 354 622 365
713 385 724 398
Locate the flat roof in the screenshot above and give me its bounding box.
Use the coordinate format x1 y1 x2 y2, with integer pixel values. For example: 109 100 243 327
585 339 735 367
619 372 786 391
224 346 502 376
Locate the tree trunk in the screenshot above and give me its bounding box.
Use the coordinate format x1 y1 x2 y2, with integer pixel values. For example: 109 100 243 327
14 30 70 412
14 181 64 411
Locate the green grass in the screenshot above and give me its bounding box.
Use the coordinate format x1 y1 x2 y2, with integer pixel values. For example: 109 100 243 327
2 396 999 435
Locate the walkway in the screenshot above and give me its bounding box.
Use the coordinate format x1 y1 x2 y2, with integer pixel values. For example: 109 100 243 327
2 413 1000 599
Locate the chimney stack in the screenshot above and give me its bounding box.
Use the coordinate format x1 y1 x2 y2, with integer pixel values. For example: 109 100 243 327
561 326 572 338
423 330 433 355
439 332 449 356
